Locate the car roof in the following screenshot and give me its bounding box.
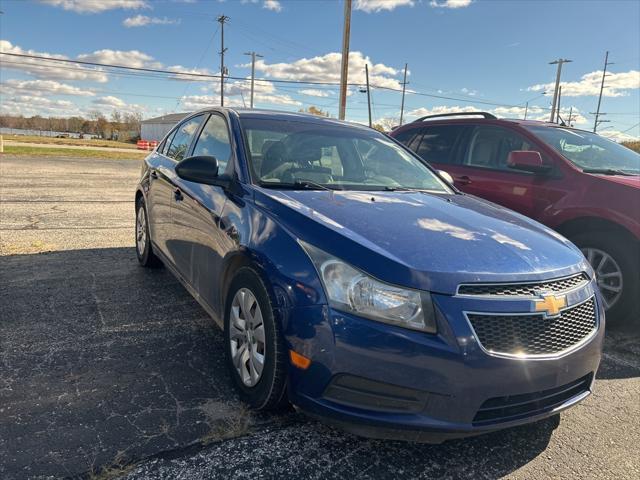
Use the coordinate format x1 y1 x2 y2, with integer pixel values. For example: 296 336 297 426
188 106 373 131
396 116 592 135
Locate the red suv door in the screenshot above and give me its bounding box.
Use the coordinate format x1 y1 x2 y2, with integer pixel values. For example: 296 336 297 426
409 123 567 220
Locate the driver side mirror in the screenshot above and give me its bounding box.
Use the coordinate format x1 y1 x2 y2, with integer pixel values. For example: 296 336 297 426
437 170 454 184
175 155 230 188
508 151 551 175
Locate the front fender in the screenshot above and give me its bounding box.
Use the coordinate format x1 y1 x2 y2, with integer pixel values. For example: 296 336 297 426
219 192 327 315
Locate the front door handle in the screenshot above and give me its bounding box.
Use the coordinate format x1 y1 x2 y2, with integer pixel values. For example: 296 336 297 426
174 188 184 202
456 175 472 186
150 170 158 180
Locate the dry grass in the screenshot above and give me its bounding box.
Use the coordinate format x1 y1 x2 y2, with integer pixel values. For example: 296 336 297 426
3 134 138 149
622 141 640 154
2 145 147 159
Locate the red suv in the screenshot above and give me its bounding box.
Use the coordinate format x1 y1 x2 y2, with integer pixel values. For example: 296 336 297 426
391 112 640 324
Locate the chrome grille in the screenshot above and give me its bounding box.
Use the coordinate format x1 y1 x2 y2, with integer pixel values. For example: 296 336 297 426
467 297 597 356
458 273 589 297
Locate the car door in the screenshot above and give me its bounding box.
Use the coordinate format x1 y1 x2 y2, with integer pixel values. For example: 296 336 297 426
453 125 564 218
169 112 234 309
160 114 206 268
146 128 178 261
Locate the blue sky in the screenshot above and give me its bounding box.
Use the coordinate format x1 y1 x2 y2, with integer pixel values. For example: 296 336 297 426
1 0 639 140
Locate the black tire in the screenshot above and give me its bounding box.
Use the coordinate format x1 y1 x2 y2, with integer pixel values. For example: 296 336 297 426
224 267 289 411
571 231 639 326
135 197 162 268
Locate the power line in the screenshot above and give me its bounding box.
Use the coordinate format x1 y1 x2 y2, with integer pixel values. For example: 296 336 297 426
6 51 636 122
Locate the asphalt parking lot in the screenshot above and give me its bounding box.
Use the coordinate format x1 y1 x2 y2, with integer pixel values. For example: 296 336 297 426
1 155 639 480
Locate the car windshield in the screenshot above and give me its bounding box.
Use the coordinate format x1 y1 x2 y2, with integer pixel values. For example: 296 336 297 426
240 117 451 192
526 126 640 175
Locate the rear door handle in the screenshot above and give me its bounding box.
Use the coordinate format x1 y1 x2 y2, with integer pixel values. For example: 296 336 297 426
456 175 472 185
174 188 183 202
150 170 158 179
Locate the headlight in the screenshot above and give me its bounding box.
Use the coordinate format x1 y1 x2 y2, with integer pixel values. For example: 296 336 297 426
300 241 437 333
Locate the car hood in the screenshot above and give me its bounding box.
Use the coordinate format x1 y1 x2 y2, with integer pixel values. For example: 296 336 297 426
255 189 590 294
587 173 640 188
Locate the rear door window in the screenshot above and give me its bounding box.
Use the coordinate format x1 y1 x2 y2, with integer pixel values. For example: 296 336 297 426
392 128 420 149
166 115 205 162
414 125 468 164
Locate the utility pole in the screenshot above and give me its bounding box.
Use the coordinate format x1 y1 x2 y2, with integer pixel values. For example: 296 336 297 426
549 58 572 122
217 15 229 107
524 102 529 120
365 64 372 127
244 51 263 109
591 112 610 132
399 63 408 127
593 51 613 133
338 0 352 120
567 106 573 126
556 86 562 123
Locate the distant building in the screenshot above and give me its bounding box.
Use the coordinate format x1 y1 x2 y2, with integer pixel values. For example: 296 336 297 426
140 113 189 142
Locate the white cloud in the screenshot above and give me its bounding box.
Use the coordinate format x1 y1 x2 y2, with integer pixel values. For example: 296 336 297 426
299 89 332 98
429 0 473 8
0 94 81 117
600 129 640 142
40 0 148 14
1 78 95 96
263 0 282 12
123 15 180 27
92 95 128 108
355 0 414 13
196 78 302 107
461 87 477 96
529 70 640 97
0 40 109 83
250 51 403 90
77 49 162 69
90 95 147 116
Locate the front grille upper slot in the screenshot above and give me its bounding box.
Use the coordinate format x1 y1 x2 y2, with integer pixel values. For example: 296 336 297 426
473 374 592 425
458 273 589 297
467 297 597 357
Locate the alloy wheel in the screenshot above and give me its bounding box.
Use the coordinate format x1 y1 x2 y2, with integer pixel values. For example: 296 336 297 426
582 247 623 311
229 288 266 387
136 207 147 256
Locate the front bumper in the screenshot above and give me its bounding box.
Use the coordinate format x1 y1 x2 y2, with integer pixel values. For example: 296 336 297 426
282 288 604 442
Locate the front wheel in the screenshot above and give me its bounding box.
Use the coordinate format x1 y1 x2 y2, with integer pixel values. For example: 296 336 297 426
224 267 288 410
571 231 639 326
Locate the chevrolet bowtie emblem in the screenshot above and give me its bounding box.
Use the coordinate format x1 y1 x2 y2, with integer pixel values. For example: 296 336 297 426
533 292 567 317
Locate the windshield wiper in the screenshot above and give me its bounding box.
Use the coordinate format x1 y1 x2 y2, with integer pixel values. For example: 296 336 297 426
583 168 636 176
259 180 336 191
383 186 431 192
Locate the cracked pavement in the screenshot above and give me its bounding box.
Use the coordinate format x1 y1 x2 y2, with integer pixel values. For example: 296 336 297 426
1 155 639 479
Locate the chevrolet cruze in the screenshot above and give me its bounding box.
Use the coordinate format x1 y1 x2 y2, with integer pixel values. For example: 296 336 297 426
135 108 603 442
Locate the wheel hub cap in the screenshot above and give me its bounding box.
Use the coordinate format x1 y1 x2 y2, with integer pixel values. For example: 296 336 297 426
229 288 266 387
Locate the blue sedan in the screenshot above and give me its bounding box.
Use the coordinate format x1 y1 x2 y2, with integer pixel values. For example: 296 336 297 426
135 108 603 442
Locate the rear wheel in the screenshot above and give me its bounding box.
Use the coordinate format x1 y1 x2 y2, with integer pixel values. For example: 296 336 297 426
224 267 288 410
135 197 162 268
571 231 639 325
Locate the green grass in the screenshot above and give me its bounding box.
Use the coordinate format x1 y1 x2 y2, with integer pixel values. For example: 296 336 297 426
4 134 138 149
2 145 147 159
